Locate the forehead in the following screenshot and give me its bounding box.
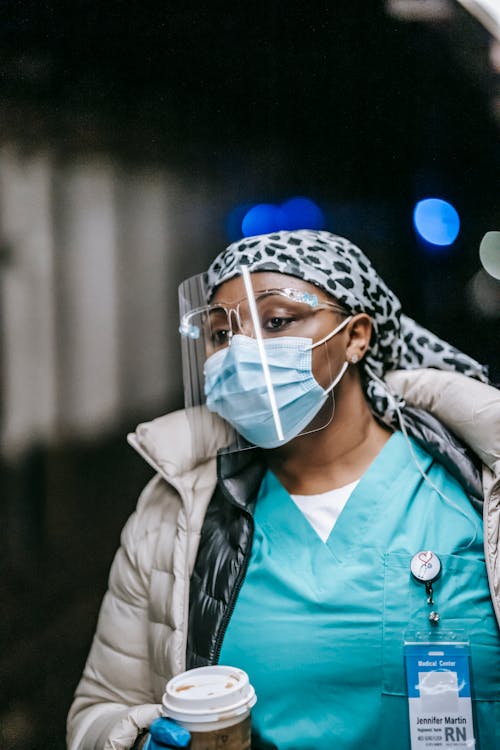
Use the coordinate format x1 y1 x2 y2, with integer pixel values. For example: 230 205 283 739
210 271 335 305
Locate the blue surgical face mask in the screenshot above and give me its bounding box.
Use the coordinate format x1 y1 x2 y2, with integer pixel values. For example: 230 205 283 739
203 317 352 449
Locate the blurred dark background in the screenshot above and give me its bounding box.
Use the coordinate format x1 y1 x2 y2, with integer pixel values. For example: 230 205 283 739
0 2 499 748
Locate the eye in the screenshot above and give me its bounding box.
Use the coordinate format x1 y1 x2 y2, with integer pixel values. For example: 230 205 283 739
255 295 311 334
263 315 294 331
205 308 231 348
210 328 231 347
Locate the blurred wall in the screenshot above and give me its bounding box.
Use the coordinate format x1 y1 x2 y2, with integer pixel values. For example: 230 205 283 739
0 147 233 750
0 148 206 456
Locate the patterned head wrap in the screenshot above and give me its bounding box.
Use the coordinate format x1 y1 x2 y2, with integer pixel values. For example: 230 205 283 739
205 229 488 423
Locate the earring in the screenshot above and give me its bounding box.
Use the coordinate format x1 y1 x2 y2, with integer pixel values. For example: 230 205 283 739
351 354 359 364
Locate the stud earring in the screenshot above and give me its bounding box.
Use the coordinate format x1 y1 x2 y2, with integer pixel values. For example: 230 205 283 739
351 354 359 364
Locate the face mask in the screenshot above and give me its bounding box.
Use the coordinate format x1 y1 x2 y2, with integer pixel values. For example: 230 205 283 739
203 317 352 449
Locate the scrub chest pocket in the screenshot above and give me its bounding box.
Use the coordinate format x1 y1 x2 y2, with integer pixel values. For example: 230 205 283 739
382 553 500 749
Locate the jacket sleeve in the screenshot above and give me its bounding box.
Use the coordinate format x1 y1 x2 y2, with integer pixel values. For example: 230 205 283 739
67 479 164 750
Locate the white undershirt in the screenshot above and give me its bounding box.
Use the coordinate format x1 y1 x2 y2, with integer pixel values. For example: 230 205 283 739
290 479 360 543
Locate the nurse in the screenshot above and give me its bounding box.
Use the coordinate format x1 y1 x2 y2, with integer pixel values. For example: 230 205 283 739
67 230 500 750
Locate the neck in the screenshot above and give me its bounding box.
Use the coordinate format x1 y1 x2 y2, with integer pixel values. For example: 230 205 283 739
264 373 392 495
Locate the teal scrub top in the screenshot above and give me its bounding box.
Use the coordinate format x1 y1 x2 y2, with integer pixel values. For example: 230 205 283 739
218 432 500 750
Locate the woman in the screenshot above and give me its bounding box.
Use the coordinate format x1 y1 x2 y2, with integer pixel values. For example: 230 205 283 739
68 230 500 750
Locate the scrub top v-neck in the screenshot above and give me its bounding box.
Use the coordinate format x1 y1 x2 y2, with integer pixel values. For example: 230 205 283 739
218 431 500 750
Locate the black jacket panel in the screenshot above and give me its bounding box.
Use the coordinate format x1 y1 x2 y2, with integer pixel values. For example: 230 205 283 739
186 448 265 668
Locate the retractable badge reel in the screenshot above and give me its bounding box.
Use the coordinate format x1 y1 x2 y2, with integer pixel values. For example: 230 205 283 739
410 550 441 624
405 551 477 749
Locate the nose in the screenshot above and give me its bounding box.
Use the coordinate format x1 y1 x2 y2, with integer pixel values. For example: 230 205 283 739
228 306 254 338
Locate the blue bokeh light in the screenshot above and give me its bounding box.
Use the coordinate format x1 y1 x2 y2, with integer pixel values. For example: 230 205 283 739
280 197 324 230
240 196 324 238
413 198 460 247
241 203 286 237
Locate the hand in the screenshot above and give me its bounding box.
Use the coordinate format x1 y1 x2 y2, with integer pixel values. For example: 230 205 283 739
143 717 191 749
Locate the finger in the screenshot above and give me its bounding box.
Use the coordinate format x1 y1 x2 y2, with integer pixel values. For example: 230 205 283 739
149 717 191 748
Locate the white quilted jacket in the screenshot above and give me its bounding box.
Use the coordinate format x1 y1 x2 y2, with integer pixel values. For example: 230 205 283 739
67 369 500 750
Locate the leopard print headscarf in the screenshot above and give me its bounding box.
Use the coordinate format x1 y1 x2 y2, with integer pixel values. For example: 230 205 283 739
205 229 489 424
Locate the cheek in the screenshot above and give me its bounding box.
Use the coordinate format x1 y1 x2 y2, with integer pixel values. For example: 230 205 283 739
311 343 343 388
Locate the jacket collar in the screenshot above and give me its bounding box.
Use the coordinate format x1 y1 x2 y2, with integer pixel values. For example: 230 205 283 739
217 447 266 512
127 406 232 485
385 369 500 478
128 407 266 516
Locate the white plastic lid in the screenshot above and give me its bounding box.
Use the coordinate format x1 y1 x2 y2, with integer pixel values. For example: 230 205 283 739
162 665 257 724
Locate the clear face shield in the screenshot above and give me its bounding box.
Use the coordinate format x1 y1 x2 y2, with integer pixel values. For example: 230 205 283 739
178 266 351 456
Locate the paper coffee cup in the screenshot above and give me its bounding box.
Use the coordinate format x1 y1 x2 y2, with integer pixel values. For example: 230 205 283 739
162 665 256 736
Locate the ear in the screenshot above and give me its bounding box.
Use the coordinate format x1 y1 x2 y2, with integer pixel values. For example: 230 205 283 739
345 313 372 363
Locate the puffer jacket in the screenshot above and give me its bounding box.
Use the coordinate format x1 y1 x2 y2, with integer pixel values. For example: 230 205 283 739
67 368 500 750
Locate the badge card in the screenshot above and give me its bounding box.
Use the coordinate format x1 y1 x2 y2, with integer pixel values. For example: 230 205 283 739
404 640 476 749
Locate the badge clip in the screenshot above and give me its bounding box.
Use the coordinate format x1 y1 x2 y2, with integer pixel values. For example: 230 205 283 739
410 551 442 625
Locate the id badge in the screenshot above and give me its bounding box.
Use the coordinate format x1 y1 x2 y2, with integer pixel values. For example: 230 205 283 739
404 634 476 749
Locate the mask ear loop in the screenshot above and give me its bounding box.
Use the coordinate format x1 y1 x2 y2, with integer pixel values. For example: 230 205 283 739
292 316 353 439
309 315 352 350
323 361 349 395
308 315 352 396
307 314 352 398
364 363 479 552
